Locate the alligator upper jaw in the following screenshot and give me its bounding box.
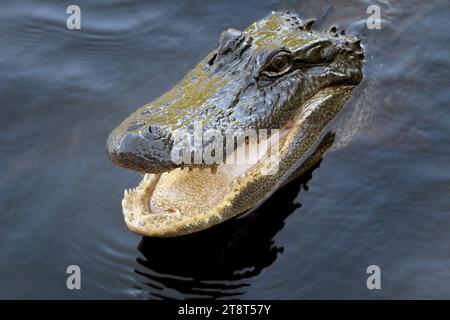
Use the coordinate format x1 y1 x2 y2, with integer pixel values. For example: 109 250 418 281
121 85 353 237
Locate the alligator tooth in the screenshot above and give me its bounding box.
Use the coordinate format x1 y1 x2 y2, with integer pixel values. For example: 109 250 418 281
175 209 182 221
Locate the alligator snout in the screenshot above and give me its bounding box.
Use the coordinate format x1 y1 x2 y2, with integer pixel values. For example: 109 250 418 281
106 124 175 173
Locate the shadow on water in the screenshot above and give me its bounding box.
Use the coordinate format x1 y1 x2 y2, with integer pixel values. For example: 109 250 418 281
134 163 319 299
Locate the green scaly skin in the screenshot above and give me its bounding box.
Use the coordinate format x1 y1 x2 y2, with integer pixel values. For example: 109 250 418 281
107 12 364 237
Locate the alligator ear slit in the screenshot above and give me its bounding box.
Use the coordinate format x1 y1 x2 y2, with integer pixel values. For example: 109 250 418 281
304 19 316 31
208 53 217 66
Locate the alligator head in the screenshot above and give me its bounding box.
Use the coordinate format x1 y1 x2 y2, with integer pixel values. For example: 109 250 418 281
107 12 364 237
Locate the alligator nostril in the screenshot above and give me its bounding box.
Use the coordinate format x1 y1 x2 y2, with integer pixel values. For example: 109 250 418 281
351 39 362 50
147 125 164 139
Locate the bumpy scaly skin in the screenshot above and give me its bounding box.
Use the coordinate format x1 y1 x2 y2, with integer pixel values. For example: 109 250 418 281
107 12 364 237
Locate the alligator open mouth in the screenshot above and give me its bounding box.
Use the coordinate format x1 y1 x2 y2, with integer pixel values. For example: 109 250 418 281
121 86 352 237
108 11 365 237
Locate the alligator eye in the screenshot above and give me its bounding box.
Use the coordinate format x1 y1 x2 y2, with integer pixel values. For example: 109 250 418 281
263 50 293 77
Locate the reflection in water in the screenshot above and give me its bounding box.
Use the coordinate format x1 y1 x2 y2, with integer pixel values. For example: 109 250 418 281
134 164 318 299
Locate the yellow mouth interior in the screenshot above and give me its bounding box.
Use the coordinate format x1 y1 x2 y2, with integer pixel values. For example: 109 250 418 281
148 127 289 217
121 86 351 236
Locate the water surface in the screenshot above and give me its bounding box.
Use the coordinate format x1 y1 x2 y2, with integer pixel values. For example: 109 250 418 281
1 0 449 299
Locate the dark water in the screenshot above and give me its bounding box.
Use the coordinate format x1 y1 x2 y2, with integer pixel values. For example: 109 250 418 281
1 0 449 299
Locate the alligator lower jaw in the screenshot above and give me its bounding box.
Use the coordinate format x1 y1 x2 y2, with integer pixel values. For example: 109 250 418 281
122 129 290 237
121 85 353 237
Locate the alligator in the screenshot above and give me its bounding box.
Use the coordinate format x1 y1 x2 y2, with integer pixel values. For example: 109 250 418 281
107 11 364 237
